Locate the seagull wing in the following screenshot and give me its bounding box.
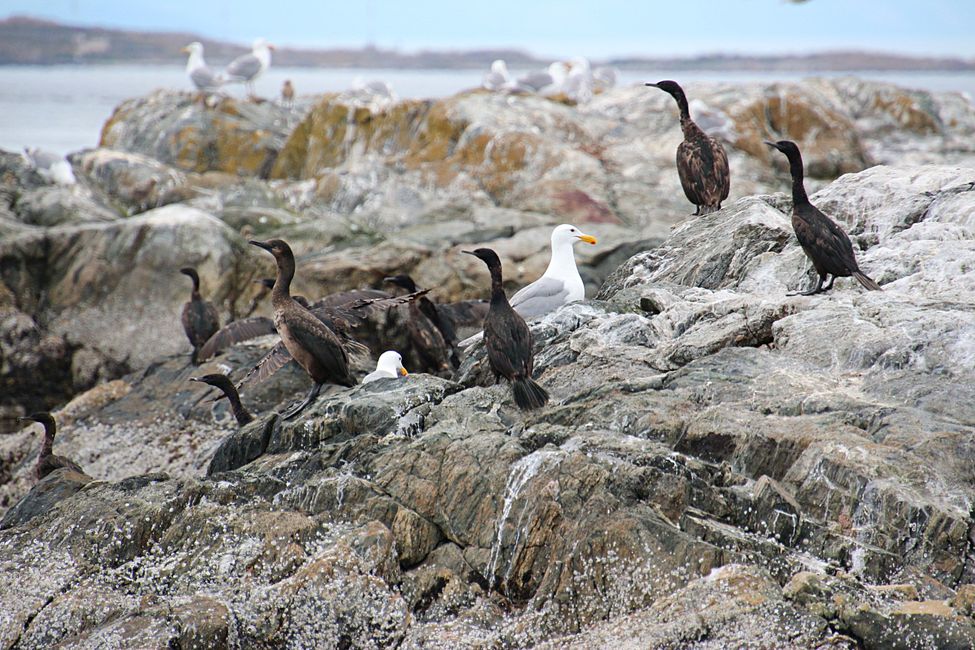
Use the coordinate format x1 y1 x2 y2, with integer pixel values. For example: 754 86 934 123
509 277 570 320
225 54 262 81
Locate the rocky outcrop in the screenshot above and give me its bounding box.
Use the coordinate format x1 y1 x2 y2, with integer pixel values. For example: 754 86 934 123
2 159 974 647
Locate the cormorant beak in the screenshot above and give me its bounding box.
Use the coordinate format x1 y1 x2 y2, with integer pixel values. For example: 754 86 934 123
249 240 273 252
461 250 476 258
399 367 409 377
189 377 202 383
577 234 597 245
644 82 659 88
763 140 782 151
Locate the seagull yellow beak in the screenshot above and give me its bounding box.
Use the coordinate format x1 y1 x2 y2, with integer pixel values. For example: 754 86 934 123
181 46 190 53
578 234 597 245
399 367 409 377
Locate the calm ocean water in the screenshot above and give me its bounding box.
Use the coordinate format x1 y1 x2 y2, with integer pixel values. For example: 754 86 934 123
1 64 973 155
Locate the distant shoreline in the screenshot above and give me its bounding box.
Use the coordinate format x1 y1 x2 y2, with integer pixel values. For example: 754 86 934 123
2 15 974 72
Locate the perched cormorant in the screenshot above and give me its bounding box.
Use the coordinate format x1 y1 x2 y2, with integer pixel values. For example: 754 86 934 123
385 274 459 371
180 267 220 364
646 80 730 215
362 351 409 384
765 140 882 295
249 239 356 419
19 412 84 481
190 374 254 426
464 248 549 411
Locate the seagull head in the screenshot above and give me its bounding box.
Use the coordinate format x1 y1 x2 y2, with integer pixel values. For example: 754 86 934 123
253 38 275 52
552 224 597 248
182 42 204 56
376 351 408 377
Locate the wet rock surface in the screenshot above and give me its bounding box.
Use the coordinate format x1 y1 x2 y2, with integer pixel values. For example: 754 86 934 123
0 79 974 647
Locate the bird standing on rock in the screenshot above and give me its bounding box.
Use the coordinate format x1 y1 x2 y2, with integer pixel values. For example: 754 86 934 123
249 239 356 419
647 80 730 215
764 140 882 295
509 224 597 320
281 79 295 107
181 42 222 96
180 267 220 364
224 38 274 98
19 413 84 481
464 248 549 411
189 375 254 426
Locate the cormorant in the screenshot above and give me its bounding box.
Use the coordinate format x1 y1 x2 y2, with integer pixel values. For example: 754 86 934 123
362 351 409 384
249 239 356 419
385 274 459 371
463 248 549 411
764 140 882 294
190 374 254 426
646 80 730 215
19 412 84 481
180 267 220 364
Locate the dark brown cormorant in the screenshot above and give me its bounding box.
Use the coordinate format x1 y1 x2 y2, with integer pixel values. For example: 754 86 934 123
249 239 356 419
190 374 254 426
180 267 220 364
19 412 84 481
646 80 730 215
385 274 459 371
765 140 882 295
463 248 549 411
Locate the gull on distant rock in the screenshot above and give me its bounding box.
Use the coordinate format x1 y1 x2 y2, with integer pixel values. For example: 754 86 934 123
181 42 223 96
22 148 76 185
224 38 274 98
482 59 511 91
562 58 594 103
592 66 619 93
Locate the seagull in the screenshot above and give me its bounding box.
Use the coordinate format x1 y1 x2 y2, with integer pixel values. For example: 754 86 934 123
181 42 222 95
458 224 598 348
363 351 409 384
509 224 598 319
512 62 568 95
562 58 594 103
592 66 619 93
224 38 274 98
482 59 510 91
22 148 75 185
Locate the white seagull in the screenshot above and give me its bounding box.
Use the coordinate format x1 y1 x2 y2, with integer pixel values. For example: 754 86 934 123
223 38 274 97
181 42 222 94
482 59 510 91
23 148 76 185
362 351 409 384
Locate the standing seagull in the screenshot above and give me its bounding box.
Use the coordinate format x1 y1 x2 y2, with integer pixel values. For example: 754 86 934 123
509 224 597 320
181 42 223 95
647 80 730 215
19 413 84 481
189 375 254 427
249 239 356 419
224 38 274 98
765 140 882 295
464 248 549 411
180 267 221 364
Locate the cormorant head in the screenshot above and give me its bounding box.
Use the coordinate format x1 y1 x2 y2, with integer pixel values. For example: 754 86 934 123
646 80 685 100
19 412 55 433
552 224 597 248
384 274 418 293
764 139 802 161
376 350 408 377
462 248 502 270
189 374 235 401
249 239 294 262
180 267 200 283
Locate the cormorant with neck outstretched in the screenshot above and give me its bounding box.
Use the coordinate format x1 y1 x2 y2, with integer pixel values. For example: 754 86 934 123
180 267 220 364
765 140 882 295
646 80 730 215
464 248 548 410
249 239 355 419
19 412 84 481
190 374 254 426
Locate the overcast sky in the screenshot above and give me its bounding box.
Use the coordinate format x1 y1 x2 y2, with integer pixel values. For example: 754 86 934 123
5 0 974 59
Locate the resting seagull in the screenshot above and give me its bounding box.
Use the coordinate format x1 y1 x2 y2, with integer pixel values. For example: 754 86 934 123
363 351 409 384
459 224 597 348
482 59 511 91
182 42 222 95
224 38 274 98
23 148 75 185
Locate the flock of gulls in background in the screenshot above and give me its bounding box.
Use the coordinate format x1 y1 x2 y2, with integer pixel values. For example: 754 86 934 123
17 39 885 484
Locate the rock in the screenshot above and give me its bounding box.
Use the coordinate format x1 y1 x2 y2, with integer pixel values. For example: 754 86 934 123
74 148 194 214
100 91 303 176
0 468 91 530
